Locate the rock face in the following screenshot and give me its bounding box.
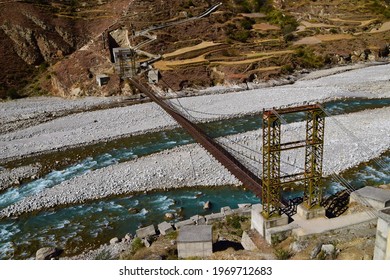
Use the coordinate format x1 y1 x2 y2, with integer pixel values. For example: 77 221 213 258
36 247 63 260
0 0 128 99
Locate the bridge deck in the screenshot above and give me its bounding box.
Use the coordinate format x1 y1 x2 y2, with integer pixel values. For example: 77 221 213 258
129 78 264 199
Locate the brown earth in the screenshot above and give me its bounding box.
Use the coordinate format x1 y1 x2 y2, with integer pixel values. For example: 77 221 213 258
1 0 390 98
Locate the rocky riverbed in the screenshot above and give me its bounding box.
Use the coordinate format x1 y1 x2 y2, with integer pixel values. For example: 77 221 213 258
1 63 390 163
1 106 389 219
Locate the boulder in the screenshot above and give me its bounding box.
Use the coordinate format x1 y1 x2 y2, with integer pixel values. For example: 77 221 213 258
110 237 120 245
164 212 175 220
124 233 133 243
36 247 63 260
310 243 323 259
143 238 151 248
321 244 335 256
290 241 308 253
203 201 211 210
128 208 140 214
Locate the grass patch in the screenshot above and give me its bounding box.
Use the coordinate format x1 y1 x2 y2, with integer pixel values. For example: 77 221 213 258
131 237 144 254
274 248 293 260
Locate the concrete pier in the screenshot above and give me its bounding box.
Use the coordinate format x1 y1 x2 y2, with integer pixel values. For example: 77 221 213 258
251 204 289 244
374 207 390 260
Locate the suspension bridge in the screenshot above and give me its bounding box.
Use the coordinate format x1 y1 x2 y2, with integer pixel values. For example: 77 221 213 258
129 77 332 219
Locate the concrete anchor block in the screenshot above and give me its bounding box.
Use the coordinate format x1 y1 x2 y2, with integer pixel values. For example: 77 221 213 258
175 219 194 229
136 224 156 239
191 215 206 225
205 213 224 224
158 221 174 235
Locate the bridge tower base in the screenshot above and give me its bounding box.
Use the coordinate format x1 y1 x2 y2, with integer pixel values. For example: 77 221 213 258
296 204 325 220
251 204 289 243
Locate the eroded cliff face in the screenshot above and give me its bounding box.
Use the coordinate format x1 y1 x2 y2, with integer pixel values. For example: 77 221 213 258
0 0 130 99
1 0 390 99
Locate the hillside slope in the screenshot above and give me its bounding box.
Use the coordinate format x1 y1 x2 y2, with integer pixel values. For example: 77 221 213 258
1 0 390 99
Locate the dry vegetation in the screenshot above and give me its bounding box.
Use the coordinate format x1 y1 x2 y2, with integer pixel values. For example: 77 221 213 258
1 0 390 98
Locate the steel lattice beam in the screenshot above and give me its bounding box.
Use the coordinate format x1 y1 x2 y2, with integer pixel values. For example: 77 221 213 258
262 111 281 218
262 104 325 218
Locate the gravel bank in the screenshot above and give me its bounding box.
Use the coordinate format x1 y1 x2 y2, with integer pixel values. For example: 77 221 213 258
0 164 41 192
0 96 126 135
1 107 389 219
1 63 390 162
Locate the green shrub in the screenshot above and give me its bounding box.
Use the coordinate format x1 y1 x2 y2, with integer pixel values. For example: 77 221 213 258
5 88 21 99
274 248 292 260
131 237 144 254
293 47 324 69
240 17 256 30
226 215 242 230
231 30 251 42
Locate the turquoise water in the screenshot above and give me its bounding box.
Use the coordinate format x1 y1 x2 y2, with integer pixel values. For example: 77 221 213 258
0 98 389 259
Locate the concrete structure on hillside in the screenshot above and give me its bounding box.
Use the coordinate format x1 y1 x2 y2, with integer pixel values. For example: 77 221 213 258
350 186 390 210
374 207 390 260
112 47 137 78
148 69 160 84
136 224 156 239
251 204 289 244
96 74 110 87
177 225 213 259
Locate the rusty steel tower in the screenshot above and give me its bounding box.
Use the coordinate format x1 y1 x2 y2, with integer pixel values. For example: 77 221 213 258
262 104 325 218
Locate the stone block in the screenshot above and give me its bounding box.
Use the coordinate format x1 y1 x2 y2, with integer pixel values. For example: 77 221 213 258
221 206 234 216
265 223 297 245
297 204 325 220
251 204 289 240
241 231 257 251
191 215 206 225
238 203 252 209
205 213 224 224
158 221 174 235
232 207 251 217
175 219 194 229
136 224 156 239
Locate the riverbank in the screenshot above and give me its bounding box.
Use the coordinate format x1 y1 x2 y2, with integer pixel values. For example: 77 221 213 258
1 63 390 163
1 106 389 219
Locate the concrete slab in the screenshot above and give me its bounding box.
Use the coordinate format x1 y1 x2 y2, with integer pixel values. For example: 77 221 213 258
265 223 299 245
251 204 289 240
191 215 206 225
158 221 174 235
177 225 213 243
232 207 252 216
291 211 376 237
136 224 156 239
175 219 194 229
350 186 390 210
205 213 224 224
297 204 325 220
177 225 213 259
241 230 257 251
